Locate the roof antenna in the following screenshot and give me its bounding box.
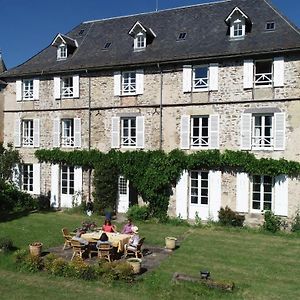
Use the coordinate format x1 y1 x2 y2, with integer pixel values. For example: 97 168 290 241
156 0 159 12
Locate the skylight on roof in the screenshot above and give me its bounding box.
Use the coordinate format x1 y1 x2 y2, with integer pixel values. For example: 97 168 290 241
79 29 85 35
103 42 111 49
265 21 275 31
177 32 187 41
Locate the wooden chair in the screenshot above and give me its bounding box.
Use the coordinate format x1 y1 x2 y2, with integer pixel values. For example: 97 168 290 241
88 240 99 259
124 237 145 258
62 228 75 250
70 239 88 260
97 242 113 262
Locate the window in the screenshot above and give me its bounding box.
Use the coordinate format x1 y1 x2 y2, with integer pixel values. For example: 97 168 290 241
22 164 33 192
78 29 85 35
233 20 243 37
255 60 273 86
103 42 111 49
61 166 74 195
61 119 74 147
265 22 275 31
118 176 127 195
193 66 209 90
22 80 34 100
252 115 273 149
61 77 74 98
225 7 249 39
191 116 209 147
22 120 34 147
190 171 209 205
177 32 187 40
122 72 136 95
252 175 273 211
121 117 136 147
57 44 67 60
134 33 146 50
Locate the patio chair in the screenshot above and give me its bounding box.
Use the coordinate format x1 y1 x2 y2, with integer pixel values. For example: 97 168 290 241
97 242 113 262
70 239 88 260
88 239 99 259
124 237 145 258
62 228 75 250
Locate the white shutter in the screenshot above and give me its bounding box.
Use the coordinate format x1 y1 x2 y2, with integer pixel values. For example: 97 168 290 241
180 115 190 149
33 79 40 100
33 119 40 148
273 57 284 87
243 60 254 89
14 118 21 147
74 118 81 148
74 167 83 205
136 116 145 148
240 113 252 150
33 164 41 195
54 77 61 99
236 172 249 213
53 118 60 148
209 115 219 149
51 164 59 208
274 175 288 216
274 112 285 151
114 72 121 96
209 63 219 91
136 69 144 95
176 171 188 219
209 170 222 221
111 117 120 148
183 65 192 93
16 80 22 101
73 75 80 98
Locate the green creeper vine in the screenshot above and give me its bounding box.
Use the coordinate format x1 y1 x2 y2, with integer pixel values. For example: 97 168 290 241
35 149 300 219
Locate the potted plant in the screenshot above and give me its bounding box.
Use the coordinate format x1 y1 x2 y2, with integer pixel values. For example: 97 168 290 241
165 237 177 250
29 242 43 257
127 258 142 274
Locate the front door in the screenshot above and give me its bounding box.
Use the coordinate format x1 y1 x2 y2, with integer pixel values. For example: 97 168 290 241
117 176 129 213
60 166 74 208
189 170 209 220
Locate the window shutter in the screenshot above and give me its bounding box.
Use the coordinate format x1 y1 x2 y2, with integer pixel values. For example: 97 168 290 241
33 164 41 195
51 164 59 208
74 167 83 204
182 65 192 93
74 118 81 148
54 77 61 99
16 80 22 101
209 171 222 221
273 57 284 87
274 112 285 151
209 63 219 91
73 75 80 98
33 119 40 148
136 69 144 95
175 170 188 219
111 117 120 148
240 113 252 150
243 60 254 89
274 175 288 216
114 72 121 96
136 116 145 148
180 115 190 149
236 172 249 213
33 79 40 100
12 164 21 188
14 118 21 147
53 118 60 148
209 114 219 149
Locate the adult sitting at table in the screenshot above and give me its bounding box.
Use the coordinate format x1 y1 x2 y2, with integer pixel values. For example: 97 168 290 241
124 226 140 252
96 232 112 248
102 219 117 233
72 230 89 246
121 218 134 234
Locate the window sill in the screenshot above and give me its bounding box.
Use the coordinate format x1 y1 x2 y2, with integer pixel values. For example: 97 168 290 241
192 88 209 93
251 147 274 151
120 93 138 97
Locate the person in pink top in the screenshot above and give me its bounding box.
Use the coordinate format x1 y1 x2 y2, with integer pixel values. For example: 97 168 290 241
102 219 117 233
121 218 134 234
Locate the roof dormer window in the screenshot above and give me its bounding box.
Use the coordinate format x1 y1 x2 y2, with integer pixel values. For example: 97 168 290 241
57 44 67 60
134 32 146 50
232 19 244 38
51 33 78 61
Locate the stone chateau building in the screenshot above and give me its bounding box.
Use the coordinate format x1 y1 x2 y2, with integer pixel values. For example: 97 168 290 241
1 0 300 224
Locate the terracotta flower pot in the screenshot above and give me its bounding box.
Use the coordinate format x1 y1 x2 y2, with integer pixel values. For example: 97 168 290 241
29 242 43 257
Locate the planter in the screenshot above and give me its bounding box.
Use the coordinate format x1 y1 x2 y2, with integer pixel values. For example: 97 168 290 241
127 258 142 274
165 237 177 250
29 242 43 257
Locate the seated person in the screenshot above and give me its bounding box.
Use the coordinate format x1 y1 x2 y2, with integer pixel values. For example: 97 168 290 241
121 218 134 234
124 226 140 251
72 230 89 246
102 219 117 233
96 232 112 248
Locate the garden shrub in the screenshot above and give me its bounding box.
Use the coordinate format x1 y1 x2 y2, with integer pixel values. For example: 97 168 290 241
263 211 282 233
291 210 300 232
126 205 149 221
110 261 133 281
14 249 28 264
163 215 190 227
67 257 97 280
0 236 14 252
43 253 59 271
218 206 245 227
48 257 68 277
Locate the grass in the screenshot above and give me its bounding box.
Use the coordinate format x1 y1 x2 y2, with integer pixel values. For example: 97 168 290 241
0 212 299 299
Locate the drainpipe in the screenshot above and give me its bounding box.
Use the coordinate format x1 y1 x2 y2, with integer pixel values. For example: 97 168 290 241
87 71 92 202
157 63 163 150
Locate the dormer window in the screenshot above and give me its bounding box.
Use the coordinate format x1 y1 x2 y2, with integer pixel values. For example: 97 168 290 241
135 33 146 50
233 19 244 37
57 44 67 60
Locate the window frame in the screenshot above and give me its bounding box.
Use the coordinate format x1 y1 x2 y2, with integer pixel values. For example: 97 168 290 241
61 119 74 148
254 60 273 87
121 71 136 95
61 165 75 195
191 116 210 148
230 18 246 38
57 44 68 60
121 117 137 147
22 164 34 193
251 114 274 150
134 32 146 50
193 66 209 91
22 79 34 100
61 76 74 98
190 170 209 206
22 119 34 147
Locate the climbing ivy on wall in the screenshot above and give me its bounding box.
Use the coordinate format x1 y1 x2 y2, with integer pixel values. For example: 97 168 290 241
35 149 300 219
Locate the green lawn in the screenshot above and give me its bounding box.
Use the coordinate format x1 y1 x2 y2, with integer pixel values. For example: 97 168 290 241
0 212 299 300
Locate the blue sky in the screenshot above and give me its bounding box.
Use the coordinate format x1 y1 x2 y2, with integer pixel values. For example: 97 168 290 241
1 0 299 69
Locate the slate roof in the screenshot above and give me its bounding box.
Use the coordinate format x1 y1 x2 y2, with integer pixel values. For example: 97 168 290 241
2 0 300 78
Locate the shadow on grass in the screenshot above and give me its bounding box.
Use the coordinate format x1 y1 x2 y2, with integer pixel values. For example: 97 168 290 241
0 209 56 223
